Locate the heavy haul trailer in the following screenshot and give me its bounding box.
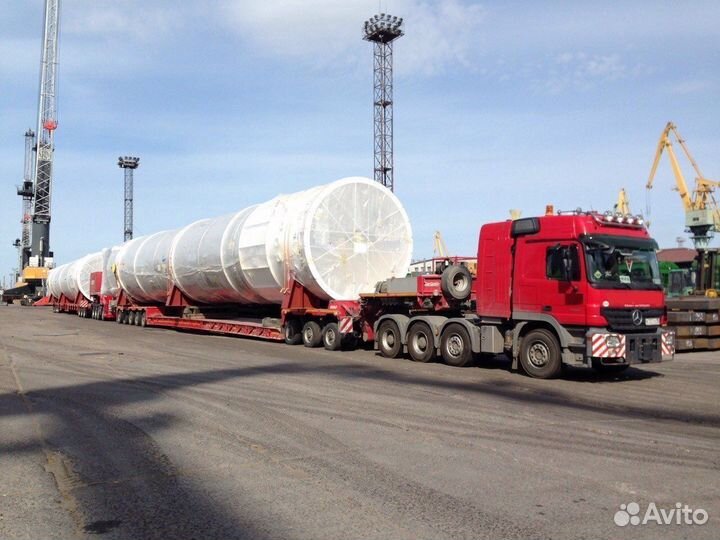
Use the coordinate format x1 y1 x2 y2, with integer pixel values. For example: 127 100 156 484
58 210 674 379
371 212 675 378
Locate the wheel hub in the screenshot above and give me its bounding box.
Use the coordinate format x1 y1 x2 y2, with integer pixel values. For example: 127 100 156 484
528 342 549 367
447 335 463 357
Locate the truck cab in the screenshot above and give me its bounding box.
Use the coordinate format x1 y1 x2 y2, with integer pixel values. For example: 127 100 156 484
476 212 673 377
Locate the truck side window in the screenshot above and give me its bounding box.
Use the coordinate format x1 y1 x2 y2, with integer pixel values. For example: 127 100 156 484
546 245 580 281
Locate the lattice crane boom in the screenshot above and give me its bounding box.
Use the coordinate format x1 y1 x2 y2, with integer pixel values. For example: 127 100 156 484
30 0 60 261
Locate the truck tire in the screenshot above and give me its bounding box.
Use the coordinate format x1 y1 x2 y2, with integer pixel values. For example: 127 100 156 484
377 320 402 358
322 323 342 351
407 322 436 362
441 265 473 301
116 310 123 324
302 321 322 348
284 319 302 345
519 329 562 379
440 323 473 367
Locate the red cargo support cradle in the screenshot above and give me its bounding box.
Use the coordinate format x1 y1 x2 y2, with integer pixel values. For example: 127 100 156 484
166 284 192 307
281 279 327 314
89 271 103 296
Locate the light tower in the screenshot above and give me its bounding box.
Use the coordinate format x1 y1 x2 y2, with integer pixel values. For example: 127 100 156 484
118 156 140 241
363 13 404 192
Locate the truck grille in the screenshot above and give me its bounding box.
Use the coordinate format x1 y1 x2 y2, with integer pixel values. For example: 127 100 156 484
601 307 664 331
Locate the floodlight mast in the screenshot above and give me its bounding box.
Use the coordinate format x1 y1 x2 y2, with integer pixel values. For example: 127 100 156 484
363 13 404 192
118 156 140 241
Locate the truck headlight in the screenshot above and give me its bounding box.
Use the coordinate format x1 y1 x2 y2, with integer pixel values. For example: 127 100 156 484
605 335 621 348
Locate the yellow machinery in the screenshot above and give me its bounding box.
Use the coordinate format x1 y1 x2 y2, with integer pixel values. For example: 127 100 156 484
433 231 449 258
646 121 720 249
614 188 631 215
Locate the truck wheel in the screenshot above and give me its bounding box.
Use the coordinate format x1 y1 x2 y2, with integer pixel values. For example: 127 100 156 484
377 320 402 358
520 329 562 379
116 311 123 324
302 321 322 348
322 323 342 351
440 323 473 367
407 322 436 362
441 265 473 301
284 319 302 345
139 311 147 327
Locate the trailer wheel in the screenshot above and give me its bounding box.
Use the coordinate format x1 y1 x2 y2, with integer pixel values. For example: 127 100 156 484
377 320 402 358
441 265 473 301
284 319 302 345
139 311 147 327
407 322 436 362
322 323 342 351
302 321 322 348
519 329 562 379
116 310 123 324
440 323 473 367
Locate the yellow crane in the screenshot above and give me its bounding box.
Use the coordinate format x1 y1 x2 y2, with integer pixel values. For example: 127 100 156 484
433 231 449 258
646 121 720 249
614 188 631 215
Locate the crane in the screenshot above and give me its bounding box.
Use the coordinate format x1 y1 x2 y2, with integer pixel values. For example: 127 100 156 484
30 0 60 268
614 188 631 215
433 231 449 258
3 0 60 302
646 121 720 249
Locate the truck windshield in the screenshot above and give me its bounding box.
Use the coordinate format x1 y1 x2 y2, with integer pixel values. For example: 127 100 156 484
582 235 662 290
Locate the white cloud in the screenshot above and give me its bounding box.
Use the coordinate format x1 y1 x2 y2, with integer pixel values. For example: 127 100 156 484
218 0 484 75
665 79 714 95
538 52 638 93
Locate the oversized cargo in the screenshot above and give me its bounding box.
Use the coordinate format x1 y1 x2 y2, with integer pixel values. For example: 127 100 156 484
52 177 413 305
48 252 103 301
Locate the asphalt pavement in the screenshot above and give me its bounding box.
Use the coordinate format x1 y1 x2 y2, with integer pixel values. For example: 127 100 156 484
1 305 718 539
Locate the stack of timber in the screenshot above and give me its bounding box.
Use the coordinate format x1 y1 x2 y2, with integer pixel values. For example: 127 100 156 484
666 296 720 352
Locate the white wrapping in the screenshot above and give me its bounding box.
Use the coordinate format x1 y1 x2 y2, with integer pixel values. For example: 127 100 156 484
47 263 65 298
169 177 412 303
100 246 122 297
50 177 413 305
76 252 103 300
115 231 175 303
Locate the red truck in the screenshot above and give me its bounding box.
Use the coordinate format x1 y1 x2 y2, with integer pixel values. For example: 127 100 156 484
54 210 674 378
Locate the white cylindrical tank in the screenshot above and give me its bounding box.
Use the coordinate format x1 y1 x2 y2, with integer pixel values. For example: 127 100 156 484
115 230 175 303
59 259 81 300
100 246 122 297
47 263 65 299
169 177 413 303
76 252 103 301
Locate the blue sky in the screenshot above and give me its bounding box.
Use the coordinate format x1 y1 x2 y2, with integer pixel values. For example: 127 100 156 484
1 0 719 283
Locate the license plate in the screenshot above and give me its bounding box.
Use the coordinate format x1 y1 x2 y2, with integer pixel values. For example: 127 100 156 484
645 317 660 326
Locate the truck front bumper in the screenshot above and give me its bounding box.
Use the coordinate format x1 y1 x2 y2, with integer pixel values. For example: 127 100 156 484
587 329 675 365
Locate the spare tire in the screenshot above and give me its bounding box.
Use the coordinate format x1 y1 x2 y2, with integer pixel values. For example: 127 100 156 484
441 264 473 301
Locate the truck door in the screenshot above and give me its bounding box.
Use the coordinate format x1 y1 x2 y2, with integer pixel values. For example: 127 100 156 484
513 241 587 326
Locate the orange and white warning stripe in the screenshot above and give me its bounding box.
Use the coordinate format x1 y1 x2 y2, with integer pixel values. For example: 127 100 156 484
591 333 626 358
339 316 354 335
